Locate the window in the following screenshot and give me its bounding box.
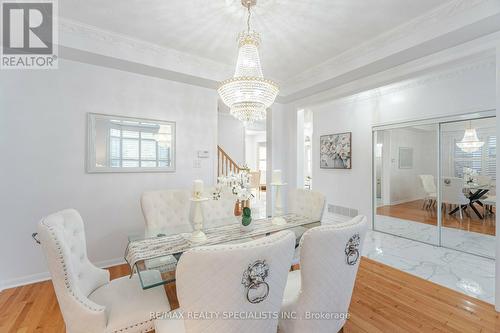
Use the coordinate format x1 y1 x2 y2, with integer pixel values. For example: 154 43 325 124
453 131 496 180
109 124 171 168
486 135 496 179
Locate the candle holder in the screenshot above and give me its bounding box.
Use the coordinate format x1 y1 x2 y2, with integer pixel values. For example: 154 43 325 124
271 182 287 225
189 197 209 243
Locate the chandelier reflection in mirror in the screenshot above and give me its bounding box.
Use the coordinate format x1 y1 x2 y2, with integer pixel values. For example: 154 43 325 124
456 121 484 153
218 0 279 126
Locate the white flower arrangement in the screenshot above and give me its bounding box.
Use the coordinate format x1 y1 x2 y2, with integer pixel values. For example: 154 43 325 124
217 170 254 201
463 167 477 184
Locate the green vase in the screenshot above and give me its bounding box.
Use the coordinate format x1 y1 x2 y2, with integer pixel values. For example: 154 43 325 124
241 207 252 227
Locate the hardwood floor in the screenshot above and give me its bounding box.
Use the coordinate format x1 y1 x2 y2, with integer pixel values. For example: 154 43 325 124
2 258 499 333
377 199 496 236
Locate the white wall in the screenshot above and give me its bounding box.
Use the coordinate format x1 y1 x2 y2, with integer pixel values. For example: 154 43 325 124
283 104 299 191
381 127 437 205
0 59 218 288
245 131 266 171
304 110 313 180
266 103 289 216
311 98 374 219
301 58 496 225
217 114 245 165
270 104 289 182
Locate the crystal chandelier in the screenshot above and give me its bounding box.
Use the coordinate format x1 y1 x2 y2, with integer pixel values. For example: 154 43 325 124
218 0 279 126
456 121 484 153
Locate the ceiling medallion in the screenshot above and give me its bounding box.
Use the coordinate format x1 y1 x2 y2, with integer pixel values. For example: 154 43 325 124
218 0 279 126
456 121 484 153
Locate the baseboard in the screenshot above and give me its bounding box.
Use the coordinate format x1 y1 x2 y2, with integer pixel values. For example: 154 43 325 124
0 271 51 291
389 197 424 206
0 257 126 292
96 257 127 270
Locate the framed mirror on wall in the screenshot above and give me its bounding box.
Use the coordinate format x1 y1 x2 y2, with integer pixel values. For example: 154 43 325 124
87 113 176 173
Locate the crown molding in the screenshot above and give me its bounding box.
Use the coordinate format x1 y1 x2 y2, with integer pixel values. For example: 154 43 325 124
59 18 233 83
339 57 494 106
59 46 220 90
294 51 495 111
281 0 500 97
287 31 500 110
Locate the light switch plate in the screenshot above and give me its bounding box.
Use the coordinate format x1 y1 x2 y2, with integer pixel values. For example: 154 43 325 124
197 150 209 158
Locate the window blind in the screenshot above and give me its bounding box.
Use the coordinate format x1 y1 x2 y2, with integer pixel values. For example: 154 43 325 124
453 131 496 180
108 125 171 168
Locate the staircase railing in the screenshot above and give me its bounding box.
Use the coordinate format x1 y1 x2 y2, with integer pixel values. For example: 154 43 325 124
217 145 241 177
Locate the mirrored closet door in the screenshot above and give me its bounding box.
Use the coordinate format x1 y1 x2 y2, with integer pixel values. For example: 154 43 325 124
373 112 496 258
373 124 439 245
440 117 496 257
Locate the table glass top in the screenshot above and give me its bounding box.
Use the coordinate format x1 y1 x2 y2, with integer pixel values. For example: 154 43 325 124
127 214 320 289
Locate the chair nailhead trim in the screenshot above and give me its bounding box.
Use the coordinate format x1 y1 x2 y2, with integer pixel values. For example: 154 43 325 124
43 217 161 332
111 318 154 333
42 221 105 313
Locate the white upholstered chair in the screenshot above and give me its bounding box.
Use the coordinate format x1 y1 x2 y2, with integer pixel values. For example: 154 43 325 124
288 188 326 221
141 188 238 231
249 171 261 199
483 195 496 217
141 188 246 273
37 209 169 333
279 215 368 333
141 189 193 273
442 177 469 219
288 188 326 264
419 175 437 209
141 189 192 234
155 231 296 333
201 187 238 228
474 175 493 187
474 175 493 201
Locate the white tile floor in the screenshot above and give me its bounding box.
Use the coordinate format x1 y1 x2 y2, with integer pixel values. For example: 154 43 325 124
375 215 496 258
323 213 496 304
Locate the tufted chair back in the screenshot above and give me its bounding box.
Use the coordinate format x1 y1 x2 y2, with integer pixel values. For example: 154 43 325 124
441 177 468 205
419 174 437 195
474 175 493 187
175 231 296 333
288 188 326 221
37 209 110 333
202 187 238 228
141 189 192 234
281 216 367 333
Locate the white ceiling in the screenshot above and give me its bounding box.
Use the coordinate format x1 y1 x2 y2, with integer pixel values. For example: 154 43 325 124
60 0 447 83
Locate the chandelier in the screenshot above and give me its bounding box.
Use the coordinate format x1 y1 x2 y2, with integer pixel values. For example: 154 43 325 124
218 0 279 126
456 121 484 153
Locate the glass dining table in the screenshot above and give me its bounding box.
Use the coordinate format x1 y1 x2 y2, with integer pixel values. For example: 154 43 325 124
126 214 321 290
449 183 494 219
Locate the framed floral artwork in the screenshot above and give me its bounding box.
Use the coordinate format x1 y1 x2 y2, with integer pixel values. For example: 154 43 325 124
320 132 352 169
